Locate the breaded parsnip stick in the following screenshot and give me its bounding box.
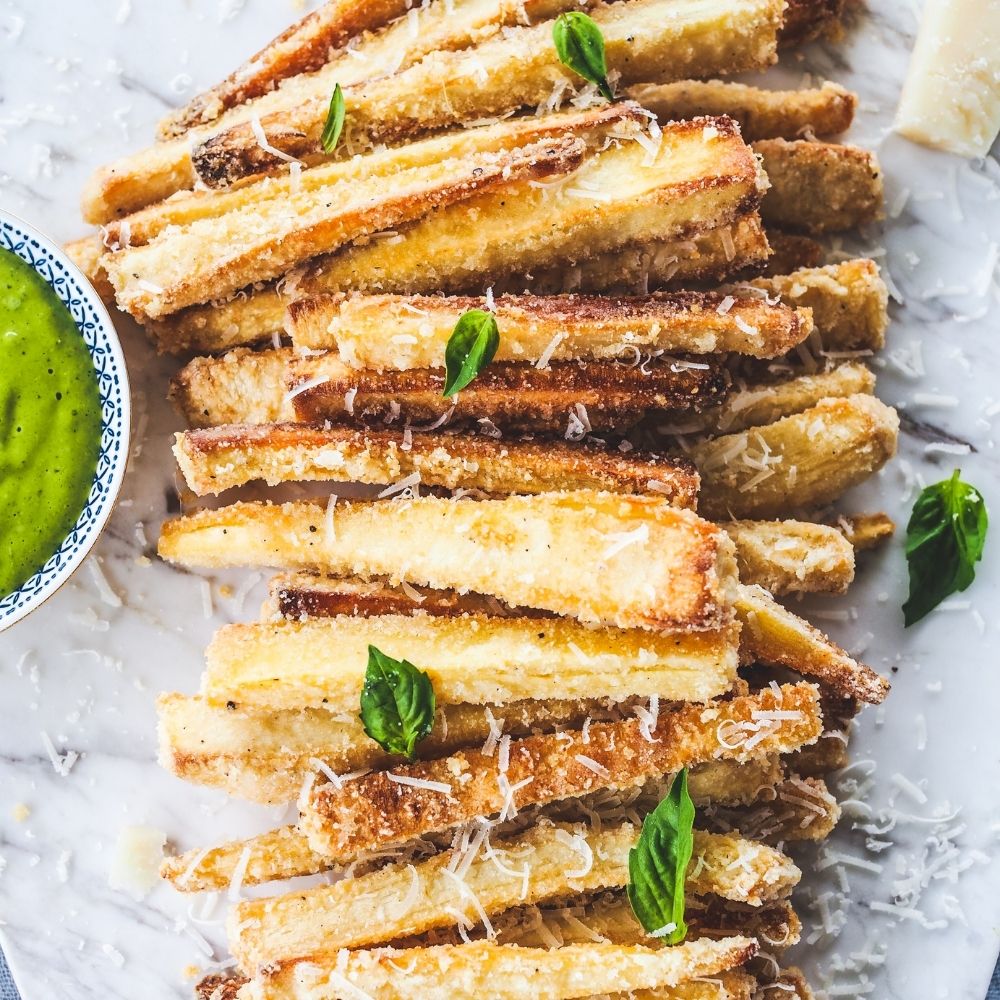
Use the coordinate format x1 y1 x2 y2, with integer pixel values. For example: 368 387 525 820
724 519 854 595
157 691 778 806
227 822 796 970
754 140 884 234
695 394 899 520
756 967 816 999
158 492 740 631
298 684 821 857
834 511 895 551
157 0 413 137
628 81 855 140
779 0 844 46
64 235 115 304
168 347 729 431
674 362 875 437
761 233 823 276
241 937 758 1000
191 0 784 184
106 137 584 320
287 291 813 367
736 583 890 704
739 258 889 352
705 776 840 844
152 217 769 355
173 423 700 502
202 615 741 713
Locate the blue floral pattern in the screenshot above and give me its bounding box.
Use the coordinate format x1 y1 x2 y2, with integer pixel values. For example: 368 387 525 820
0 217 129 627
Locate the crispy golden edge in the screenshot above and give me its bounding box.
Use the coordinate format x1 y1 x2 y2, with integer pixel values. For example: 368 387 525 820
695 394 900 520
158 492 740 632
677 362 876 437
227 822 795 970
833 511 895 551
64 235 115 304
202 614 740 713
151 216 768 356
288 290 813 367
298 684 821 857
157 0 413 137
628 80 855 140
191 0 783 184
242 937 759 1000
173 422 700 504
158 689 776 806
754 139 884 235
107 136 585 320
723 519 855 595
739 258 889 352
755 967 817 1000
737 583 889 704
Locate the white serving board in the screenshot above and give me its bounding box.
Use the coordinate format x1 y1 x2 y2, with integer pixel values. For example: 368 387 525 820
1 1 999 998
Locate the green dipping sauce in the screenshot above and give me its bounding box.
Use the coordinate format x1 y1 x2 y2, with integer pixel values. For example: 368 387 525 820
0 246 103 596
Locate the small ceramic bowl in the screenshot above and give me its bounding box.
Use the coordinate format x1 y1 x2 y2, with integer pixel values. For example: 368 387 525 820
0 211 131 632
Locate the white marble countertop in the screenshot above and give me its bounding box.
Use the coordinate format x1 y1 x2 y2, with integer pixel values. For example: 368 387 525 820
1 1 1000 998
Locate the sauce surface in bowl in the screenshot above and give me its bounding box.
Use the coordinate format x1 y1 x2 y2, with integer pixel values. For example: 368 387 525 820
0 246 103 595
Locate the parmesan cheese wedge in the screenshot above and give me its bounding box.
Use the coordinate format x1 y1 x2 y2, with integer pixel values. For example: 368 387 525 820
895 0 1000 158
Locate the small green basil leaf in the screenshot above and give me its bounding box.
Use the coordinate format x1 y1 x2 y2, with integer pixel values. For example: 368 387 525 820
442 308 500 398
552 12 614 101
626 768 695 943
359 644 436 759
321 83 346 153
903 468 988 626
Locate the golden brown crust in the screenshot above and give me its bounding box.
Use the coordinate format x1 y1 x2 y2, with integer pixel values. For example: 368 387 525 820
174 422 700 503
760 232 824 276
736 583 890 704
287 290 813 366
833 511 896 551
191 2 782 184
298 684 821 857
756 966 817 1000
695 394 899 520
628 80 855 140
778 0 845 47
755 139 884 234
158 492 740 632
107 136 585 320
157 0 412 138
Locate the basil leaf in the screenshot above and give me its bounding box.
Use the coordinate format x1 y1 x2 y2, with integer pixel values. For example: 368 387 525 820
627 768 694 943
442 308 500 398
903 468 988 626
552 12 614 101
321 83 346 153
359 645 436 759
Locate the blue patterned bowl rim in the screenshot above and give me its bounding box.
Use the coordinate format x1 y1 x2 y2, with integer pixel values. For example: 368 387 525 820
0 211 131 631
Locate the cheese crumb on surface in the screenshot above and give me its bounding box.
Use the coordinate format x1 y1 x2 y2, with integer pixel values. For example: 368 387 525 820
109 826 166 901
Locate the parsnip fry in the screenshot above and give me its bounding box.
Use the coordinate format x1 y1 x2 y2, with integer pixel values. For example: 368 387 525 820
724 519 855 595
834 511 895 551
738 259 889 352
754 139 884 234
173 423 700 502
244 937 758 1000
736 583 890 703
228 821 795 970
298 684 821 857
705 776 840 844
288 291 813 367
629 80 855 140
695 394 899 520
191 0 783 184
203 615 741 713
158 492 740 631
107 137 584 320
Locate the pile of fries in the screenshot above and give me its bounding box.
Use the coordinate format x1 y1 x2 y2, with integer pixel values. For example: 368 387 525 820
73 0 901 996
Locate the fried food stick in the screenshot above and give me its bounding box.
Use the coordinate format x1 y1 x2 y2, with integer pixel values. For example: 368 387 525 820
172 423 701 503
297 684 821 857
201 615 741 713
226 820 797 970
158 492 740 632
628 80 855 140
694 394 899 519
286 290 813 368
190 0 784 185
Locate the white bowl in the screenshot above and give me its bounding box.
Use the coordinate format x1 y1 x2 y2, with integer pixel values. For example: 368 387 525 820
0 211 131 632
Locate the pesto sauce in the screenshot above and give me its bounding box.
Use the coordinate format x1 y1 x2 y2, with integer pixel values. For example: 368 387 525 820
0 246 103 596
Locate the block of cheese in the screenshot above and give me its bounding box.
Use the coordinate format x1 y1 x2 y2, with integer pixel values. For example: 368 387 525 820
895 0 1000 158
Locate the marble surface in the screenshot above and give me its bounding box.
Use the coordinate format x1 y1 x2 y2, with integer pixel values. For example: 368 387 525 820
1 1 1000 998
